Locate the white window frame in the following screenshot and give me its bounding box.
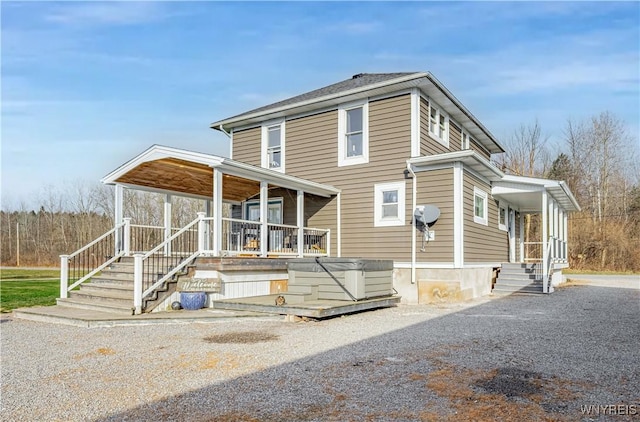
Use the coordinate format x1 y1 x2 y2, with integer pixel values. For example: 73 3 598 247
244 198 283 224
427 99 449 148
461 129 471 150
261 119 285 172
374 181 405 227
473 187 488 226
498 201 508 231
338 100 369 167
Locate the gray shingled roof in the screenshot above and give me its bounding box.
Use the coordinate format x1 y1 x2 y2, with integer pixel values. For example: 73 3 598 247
221 72 418 123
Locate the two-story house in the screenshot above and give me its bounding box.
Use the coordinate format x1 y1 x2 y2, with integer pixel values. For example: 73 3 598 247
57 72 580 314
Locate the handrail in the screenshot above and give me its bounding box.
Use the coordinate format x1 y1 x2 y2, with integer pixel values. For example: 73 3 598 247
141 251 200 299
67 221 125 260
60 221 128 298
142 217 200 259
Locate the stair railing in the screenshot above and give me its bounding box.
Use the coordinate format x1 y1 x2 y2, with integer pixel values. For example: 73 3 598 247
133 213 204 314
60 218 131 298
542 236 555 294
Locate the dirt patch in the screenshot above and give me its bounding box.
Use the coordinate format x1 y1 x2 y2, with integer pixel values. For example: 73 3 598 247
203 331 279 344
475 367 543 398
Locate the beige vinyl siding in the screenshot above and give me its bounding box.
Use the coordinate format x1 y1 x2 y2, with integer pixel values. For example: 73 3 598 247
469 137 491 160
463 171 508 262
416 168 454 263
420 98 449 155
450 121 462 151
287 94 413 260
232 126 261 166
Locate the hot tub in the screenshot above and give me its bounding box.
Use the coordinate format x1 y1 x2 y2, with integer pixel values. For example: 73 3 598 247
287 258 394 301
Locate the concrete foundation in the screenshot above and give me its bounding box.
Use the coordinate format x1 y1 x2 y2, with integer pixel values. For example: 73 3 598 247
393 266 494 304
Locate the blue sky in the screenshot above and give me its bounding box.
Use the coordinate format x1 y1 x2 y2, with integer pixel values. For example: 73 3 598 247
2 1 639 208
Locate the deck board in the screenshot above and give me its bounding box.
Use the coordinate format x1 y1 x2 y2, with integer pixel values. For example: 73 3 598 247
212 294 401 318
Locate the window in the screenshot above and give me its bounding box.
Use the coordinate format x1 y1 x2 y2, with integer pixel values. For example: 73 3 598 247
338 101 369 166
473 187 488 225
374 182 405 227
498 202 508 231
244 199 283 224
427 100 449 147
462 132 470 150
261 120 285 172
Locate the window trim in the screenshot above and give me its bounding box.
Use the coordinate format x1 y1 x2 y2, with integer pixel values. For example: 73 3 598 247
374 181 405 227
338 100 369 167
243 198 283 224
261 119 285 172
498 201 508 231
426 99 449 148
473 187 488 226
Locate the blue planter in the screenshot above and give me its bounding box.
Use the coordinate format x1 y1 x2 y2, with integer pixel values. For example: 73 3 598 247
180 292 207 310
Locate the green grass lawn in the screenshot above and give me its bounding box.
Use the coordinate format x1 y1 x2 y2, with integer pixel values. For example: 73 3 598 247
1 268 61 312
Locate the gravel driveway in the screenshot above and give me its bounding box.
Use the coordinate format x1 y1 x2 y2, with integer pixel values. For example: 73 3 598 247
2 277 638 421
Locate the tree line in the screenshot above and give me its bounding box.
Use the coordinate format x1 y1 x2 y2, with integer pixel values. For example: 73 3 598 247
1 111 639 271
496 112 640 272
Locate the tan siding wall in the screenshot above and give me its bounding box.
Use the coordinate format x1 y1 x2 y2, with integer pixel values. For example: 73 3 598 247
287 94 413 260
463 171 508 262
416 168 454 262
450 121 462 151
420 98 449 155
232 127 261 166
470 137 491 160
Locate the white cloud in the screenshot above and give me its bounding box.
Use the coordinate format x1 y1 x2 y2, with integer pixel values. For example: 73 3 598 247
44 2 169 26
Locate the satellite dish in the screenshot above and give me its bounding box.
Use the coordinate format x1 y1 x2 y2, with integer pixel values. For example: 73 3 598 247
422 205 440 226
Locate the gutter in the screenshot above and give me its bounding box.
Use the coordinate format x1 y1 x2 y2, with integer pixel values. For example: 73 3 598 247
406 162 417 285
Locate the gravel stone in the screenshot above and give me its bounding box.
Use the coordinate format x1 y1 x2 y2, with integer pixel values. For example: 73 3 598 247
1 280 638 421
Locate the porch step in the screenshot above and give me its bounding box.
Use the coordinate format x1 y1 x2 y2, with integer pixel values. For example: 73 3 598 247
56 297 134 315
494 262 544 295
80 283 134 294
69 290 133 307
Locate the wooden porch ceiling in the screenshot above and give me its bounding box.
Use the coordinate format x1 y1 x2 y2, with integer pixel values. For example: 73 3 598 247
115 158 261 202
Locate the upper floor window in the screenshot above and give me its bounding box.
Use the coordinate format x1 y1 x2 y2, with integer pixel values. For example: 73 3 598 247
473 187 488 226
374 181 405 227
338 100 369 166
462 131 470 150
261 120 285 172
427 100 449 147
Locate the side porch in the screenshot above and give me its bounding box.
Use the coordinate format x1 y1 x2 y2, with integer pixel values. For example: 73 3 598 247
59 145 341 314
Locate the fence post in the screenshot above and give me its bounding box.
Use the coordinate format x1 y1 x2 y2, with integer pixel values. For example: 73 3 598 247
133 253 143 315
123 218 131 256
60 255 69 299
197 212 206 254
326 230 331 257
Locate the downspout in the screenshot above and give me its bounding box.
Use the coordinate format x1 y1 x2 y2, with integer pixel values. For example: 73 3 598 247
407 162 417 284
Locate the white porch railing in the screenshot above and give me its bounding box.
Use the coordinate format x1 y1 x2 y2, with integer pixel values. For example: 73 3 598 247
59 218 130 299
61 213 331 313
207 217 330 257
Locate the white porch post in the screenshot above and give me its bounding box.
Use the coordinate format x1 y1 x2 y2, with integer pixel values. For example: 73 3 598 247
260 181 268 257
164 194 172 256
549 197 555 260
205 200 212 251
60 255 69 299
553 200 559 259
542 191 549 293
297 190 304 258
123 218 131 256
212 168 223 255
133 253 143 315
114 184 124 255
508 208 516 263
519 212 525 263
563 210 569 261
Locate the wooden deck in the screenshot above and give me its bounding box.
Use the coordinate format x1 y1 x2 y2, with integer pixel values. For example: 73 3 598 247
212 294 401 319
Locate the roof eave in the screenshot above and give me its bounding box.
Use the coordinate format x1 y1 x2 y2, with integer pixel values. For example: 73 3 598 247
210 72 429 130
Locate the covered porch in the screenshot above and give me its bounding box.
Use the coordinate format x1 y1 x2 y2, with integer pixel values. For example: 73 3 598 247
492 175 581 292
60 145 340 314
